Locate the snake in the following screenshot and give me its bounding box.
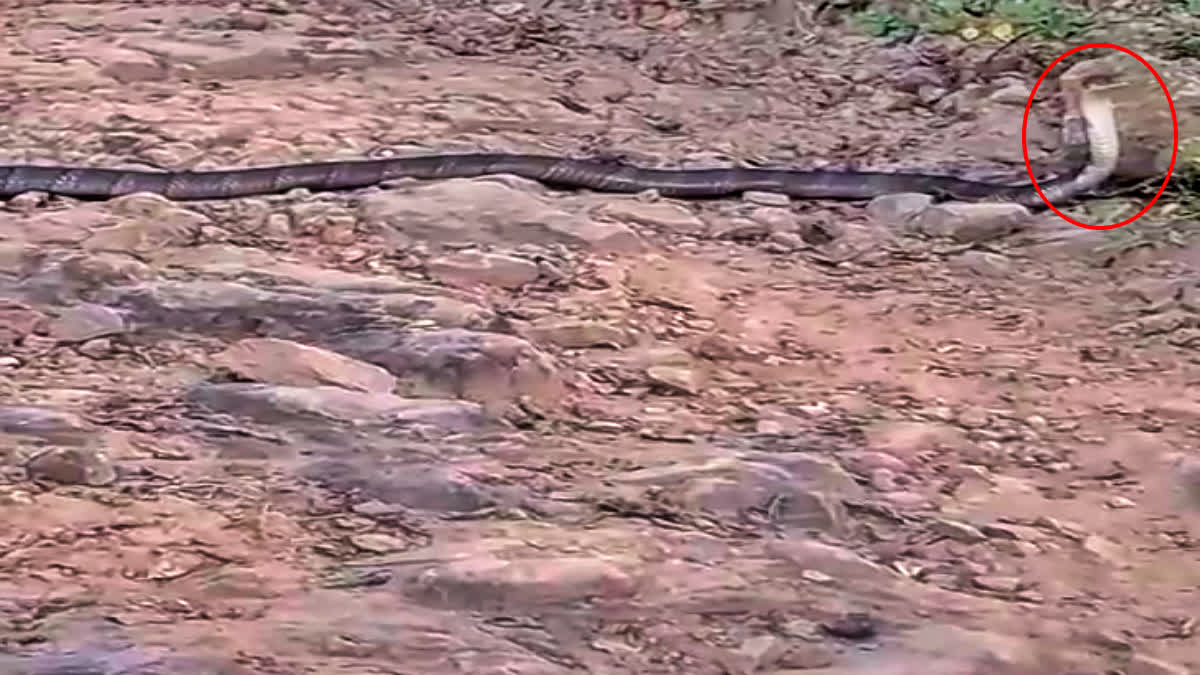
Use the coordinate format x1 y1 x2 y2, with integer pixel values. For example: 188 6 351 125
0 76 1120 208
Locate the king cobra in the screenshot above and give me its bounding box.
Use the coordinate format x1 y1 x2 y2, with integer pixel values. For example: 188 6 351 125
0 75 1120 207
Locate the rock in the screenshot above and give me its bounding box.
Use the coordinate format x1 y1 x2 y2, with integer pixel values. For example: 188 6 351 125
755 419 785 434
426 251 540 289
300 460 499 513
748 206 804 232
989 81 1032 105
865 421 966 461
327 328 564 413
0 646 257 675
1126 653 1191 675
776 642 836 669
768 538 893 582
742 191 790 206
645 365 702 395
46 303 128 342
1106 495 1136 509
0 302 47 346
1167 454 1200 509
766 230 806 252
738 634 786 671
957 405 991 429
95 47 167 83
212 338 397 394
931 518 987 543
823 622 1096 673
971 575 1023 593
285 201 351 231
262 212 292 238
200 567 286 600
522 319 631 348
26 447 118 486
408 555 637 611
126 36 317 80
840 450 909 474
359 178 642 251
883 490 935 509
230 9 272 30
599 200 707 234
1114 278 1184 307
950 250 1012 278
684 475 846 531
1081 534 1131 569
616 455 856 533
867 192 933 226
1179 284 1200 313
0 406 95 444
1016 217 1110 259
186 383 488 432
625 254 720 314
1148 399 1200 423
97 280 492 339
349 533 409 554
821 612 877 640
743 452 863 495
0 244 36 274
571 74 633 103
870 467 898 491
10 206 109 245
59 252 155 288
913 202 1031 242
84 194 209 254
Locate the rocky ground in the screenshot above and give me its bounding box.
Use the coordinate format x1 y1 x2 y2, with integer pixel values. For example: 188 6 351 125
2 1 1200 674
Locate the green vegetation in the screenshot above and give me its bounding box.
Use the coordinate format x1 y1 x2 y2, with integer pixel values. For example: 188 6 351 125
1090 165 1200 261
1165 0 1200 15
856 0 1093 42
850 0 1200 263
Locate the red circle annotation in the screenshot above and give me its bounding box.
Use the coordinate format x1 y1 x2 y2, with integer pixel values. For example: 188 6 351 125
1021 42 1179 231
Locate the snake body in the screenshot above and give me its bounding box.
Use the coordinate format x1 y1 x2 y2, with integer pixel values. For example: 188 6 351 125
0 85 1119 207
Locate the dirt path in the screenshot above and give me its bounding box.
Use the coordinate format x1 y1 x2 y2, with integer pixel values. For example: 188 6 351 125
2 2 1200 674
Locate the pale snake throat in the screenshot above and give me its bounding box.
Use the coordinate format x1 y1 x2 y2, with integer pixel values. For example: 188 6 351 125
0 79 1121 208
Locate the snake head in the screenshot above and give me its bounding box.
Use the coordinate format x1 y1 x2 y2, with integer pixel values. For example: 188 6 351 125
1061 59 1123 93
1078 71 1122 92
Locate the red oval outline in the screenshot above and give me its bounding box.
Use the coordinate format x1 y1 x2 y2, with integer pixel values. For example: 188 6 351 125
1021 42 1179 231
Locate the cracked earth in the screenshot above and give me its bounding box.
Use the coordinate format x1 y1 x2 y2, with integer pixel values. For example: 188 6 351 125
2 1 1200 674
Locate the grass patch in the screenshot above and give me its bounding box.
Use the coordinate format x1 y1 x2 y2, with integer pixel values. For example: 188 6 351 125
1090 166 1200 262
856 0 1094 41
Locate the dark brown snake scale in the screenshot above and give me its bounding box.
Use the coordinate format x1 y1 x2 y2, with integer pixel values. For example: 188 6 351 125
0 93 1115 208
0 149 1078 206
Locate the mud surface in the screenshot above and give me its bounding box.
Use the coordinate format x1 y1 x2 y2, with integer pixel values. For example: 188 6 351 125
2 2 1200 674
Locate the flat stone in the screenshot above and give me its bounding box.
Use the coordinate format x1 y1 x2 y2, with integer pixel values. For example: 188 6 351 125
46 303 128 342
523 319 632 348
0 406 94 444
949 250 1012 278
26 447 118 486
408 555 637 611
426 251 540 289
359 178 642 251
95 46 167 83
328 328 565 413
645 365 702 395
212 338 398 394
767 539 893 582
600 199 706 234
931 518 987 543
186 383 488 432
867 192 933 227
914 202 1032 243
1126 653 1191 675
